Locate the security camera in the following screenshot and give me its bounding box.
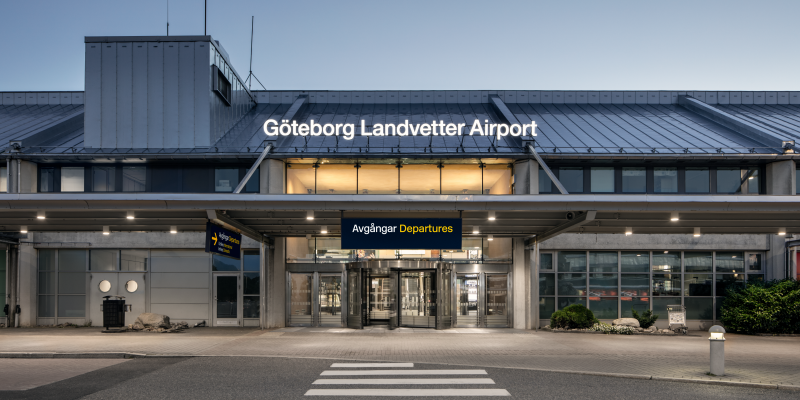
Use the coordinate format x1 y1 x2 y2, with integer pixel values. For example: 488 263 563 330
566 212 575 220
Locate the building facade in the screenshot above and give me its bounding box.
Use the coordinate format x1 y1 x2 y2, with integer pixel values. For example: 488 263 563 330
2 35 800 331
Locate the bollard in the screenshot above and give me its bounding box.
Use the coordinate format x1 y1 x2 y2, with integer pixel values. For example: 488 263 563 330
708 325 726 376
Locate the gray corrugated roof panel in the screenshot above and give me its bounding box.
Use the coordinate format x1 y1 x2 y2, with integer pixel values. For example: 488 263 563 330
717 104 800 143
0 104 84 143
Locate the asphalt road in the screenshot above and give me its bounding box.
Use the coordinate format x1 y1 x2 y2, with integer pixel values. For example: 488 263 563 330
0 357 795 400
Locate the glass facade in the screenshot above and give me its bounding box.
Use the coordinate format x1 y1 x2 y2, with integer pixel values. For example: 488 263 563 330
286 237 512 263
539 250 763 321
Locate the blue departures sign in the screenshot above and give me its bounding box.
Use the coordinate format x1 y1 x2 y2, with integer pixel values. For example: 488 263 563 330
205 222 242 259
341 218 462 250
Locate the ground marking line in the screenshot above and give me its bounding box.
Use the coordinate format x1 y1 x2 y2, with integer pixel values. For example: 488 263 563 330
320 370 488 376
305 389 510 396
313 378 495 385
330 363 414 368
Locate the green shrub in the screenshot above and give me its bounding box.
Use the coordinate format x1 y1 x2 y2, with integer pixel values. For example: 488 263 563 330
720 279 800 334
550 304 598 329
631 309 659 329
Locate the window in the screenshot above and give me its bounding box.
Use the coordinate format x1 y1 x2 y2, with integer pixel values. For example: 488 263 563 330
213 65 232 105
558 251 586 272
122 167 146 192
244 168 259 193
652 251 680 272
685 168 709 193
540 253 553 270
796 169 800 194
316 164 356 194
715 252 744 273
716 168 742 194
287 164 315 194
622 168 645 193
400 164 440 194
559 168 583 193
590 167 614 193
92 166 116 192
745 168 759 194
38 250 56 317
215 168 238 193
538 169 552 193
120 250 148 271
40 168 55 192
90 250 118 271
684 252 712 272
243 250 260 318
654 168 677 193
57 250 86 318
61 167 84 192
358 164 398 194
482 164 512 194
441 164 481 195
621 252 649 272
212 254 240 271
0 166 6 192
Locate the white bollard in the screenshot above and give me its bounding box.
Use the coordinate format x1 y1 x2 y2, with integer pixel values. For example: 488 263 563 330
708 325 726 376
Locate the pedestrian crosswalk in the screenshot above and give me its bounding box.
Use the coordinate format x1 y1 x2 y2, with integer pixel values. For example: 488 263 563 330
305 362 511 397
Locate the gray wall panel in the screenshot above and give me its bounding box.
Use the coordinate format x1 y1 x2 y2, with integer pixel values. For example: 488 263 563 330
194 43 210 147
765 91 777 105
14 93 25 105
151 288 209 303
116 43 133 148
576 91 587 104
704 92 717 104
717 92 729 105
178 43 195 148
611 91 624 104
48 93 59 105
730 91 742 105
131 42 148 148
26 93 36 105
100 43 117 148
150 304 209 320
777 92 789 105
151 249 208 257
146 43 164 148
84 44 102 148
791 92 800 105
163 43 180 148
150 272 209 288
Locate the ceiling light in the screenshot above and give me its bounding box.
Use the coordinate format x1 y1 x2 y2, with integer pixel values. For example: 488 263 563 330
306 211 314 220
488 234 494 241
103 226 110 236
488 211 496 221
625 227 632 236
20 226 28 234
664 251 669 254
779 228 786 236
693 227 701 237
321 226 328 234
37 211 45 220
170 226 177 234
127 211 135 220
472 226 479 234
670 212 679 222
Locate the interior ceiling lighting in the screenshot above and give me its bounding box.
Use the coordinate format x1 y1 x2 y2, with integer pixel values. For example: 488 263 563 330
694 227 701 237
488 211 496 221
170 226 177 234
488 234 494 241
20 226 28 233
37 211 45 220
321 226 328 234
779 228 786 236
127 211 135 220
103 226 110 236
670 212 679 222
472 226 479 234
306 211 314 220
625 227 632 236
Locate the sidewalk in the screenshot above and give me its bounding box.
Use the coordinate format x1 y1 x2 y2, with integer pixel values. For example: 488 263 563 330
1 326 798 389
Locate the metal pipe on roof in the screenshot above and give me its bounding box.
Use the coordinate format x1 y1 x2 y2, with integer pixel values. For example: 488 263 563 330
528 144 568 194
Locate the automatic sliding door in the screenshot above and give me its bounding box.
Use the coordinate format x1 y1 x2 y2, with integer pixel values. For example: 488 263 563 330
318 274 342 327
485 274 509 327
456 274 479 327
289 273 313 326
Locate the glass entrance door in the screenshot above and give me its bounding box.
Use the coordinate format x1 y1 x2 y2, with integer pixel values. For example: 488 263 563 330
318 274 342 326
399 271 437 328
368 276 393 324
454 273 510 328
456 274 480 327
485 274 509 327
289 273 313 325
288 272 344 327
213 274 240 326
347 269 364 329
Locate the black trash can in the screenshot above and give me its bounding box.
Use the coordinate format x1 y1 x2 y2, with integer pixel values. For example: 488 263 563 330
102 296 127 329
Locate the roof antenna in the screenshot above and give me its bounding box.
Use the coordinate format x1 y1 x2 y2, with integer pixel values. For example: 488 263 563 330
244 16 266 90
204 0 207 36
166 0 170 36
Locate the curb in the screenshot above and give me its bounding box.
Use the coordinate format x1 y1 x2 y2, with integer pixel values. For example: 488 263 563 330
1 352 798 391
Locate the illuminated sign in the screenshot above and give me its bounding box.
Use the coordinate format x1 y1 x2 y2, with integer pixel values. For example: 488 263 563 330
341 218 462 250
204 222 241 259
263 119 537 141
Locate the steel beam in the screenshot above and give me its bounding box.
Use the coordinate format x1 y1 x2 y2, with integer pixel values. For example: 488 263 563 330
234 144 272 193
527 144 568 194
530 210 596 244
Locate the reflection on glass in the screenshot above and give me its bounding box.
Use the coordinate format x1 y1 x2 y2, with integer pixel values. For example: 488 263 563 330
540 253 554 270
483 164 512 194
400 271 437 327
122 167 146 192
747 169 759 194
539 297 555 319
358 164 398 194
747 254 762 271
90 250 118 271
286 237 315 263
92 167 116 192
621 252 649 272
538 168 552 193
316 238 353 262
457 274 479 326
652 252 680 272
589 251 618 272
560 167 583 193
216 275 238 319
622 167 646 193
317 164 357 194
715 274 744 296
287 164 316 194
558 251 586 272
441 164 481 194
483 238 512 261
621 297 649 318
652 297 674 318
399 164 440 194
558 273 586 296
289 273 312 324
539 273 555 295
369 277 392 320
589 273 617 296
621 274 649 297
486 274 508 316
40 168 55 192
684 252 712 272
685 168 709 193
685 297 713 320
652 274 681 296
717 168 741 194
121 250 148 271
654 168 677 193
589 297 617 319
557 296 585 310
61 167 85 192
590 167 614 193
684 274 712 296
212 254 240 271
214 168 238 192
319 275 341 326
716 252 744 273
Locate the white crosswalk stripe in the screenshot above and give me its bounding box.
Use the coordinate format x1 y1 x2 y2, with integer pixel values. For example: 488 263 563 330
305 363 511 397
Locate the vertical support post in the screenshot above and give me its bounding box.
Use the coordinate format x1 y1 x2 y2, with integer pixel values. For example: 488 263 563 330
531 239 539 330
259 240 268 329
6 245 18 328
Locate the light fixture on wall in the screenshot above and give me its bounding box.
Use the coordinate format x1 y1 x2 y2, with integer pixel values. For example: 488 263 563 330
473 226 479 234
37 211 45 220
779 228 786 236
321 226 328 234
306 211 314 220
693 227 701 237
103 226 110 235
488 234 494 241
488 211 496 221
127 211 135 220
170 226 177 234
670 212 679 222
20 226 27 234
625 227 632 236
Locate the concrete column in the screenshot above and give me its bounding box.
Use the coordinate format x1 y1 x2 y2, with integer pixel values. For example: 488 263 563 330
767 234 786 280
531 240 539 329
513 160 539 194
765 160 795 195
260 241 268 329
512 238 529 329
266 237 286 328
5 246 17 327
260 159 285 194
8 159 37 193
17 242 36 327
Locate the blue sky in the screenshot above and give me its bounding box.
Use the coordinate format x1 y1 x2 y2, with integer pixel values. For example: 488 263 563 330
1 0 798 91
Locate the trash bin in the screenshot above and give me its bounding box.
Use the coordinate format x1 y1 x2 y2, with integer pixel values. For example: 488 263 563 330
102 296 130 330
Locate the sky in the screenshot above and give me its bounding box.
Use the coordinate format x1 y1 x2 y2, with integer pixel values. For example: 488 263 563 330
1 0 799 92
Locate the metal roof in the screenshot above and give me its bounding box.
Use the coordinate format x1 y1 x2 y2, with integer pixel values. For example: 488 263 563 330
715 104 800 144
0 104 83 145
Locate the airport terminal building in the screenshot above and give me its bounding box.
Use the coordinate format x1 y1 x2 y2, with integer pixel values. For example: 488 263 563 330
2 35 800 331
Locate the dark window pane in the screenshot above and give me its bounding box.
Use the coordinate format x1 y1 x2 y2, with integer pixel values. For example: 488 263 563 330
183 168 210 193
684 252 712 272
538 169 552 193
590 167 614 193
746 169 759 194
652 298 675 319
245 168 259 193
58 295 85 317
557 297 585 310
684 274 712 296
58 273 85 294
244 272 259 295
212 254 240 271
685 168 709 193
589 251 618 272
38 295 55 317
589 273 617 296
652 274 681 296
747 254 762 271
716 252 744 273
539 273 554 295
539 297 555 319
557 251 586 272
243 250 259 271
652 252 680 272
558 273 586 296
121 250 148 271
559 168 583 193
122 167 146 192
243 296 259 318
92 167 116 192
621 297 649 318
151 168 182 192
540 253 553 270
622 167 645 193
716 168 741 194
747 274 764 284
716 274 744 296
621 274 649 297
621 252 649 272
58 250 86 272
654 168 677 193
215 168 238 192
685 297 712 320
589 297 618 319
40 168 55 192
